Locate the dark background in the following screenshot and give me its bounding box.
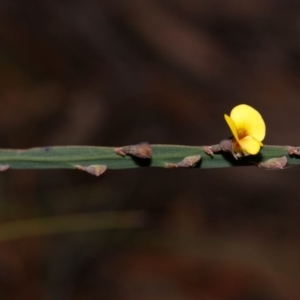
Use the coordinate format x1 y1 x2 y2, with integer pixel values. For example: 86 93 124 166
0 0 299 299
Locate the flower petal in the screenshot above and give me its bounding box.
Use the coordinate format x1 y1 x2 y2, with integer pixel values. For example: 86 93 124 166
238 136 261 155
224 114 239 142
230 104 266 141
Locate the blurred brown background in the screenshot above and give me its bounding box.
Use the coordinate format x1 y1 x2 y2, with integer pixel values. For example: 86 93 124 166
0 0 299 299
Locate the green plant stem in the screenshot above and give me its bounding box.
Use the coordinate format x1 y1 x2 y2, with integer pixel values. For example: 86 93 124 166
0 145 297 170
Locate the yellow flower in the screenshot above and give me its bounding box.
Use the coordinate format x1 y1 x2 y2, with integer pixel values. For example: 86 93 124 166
224 104 266 155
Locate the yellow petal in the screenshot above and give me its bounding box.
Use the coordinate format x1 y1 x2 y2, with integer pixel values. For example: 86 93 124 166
224 114 239 142
238 136 261 155
230 104 266 141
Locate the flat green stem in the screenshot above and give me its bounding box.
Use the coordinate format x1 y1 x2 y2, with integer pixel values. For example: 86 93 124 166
0 144 297 170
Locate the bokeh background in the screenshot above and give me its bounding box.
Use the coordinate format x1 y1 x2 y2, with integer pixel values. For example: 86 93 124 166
0 0 299 299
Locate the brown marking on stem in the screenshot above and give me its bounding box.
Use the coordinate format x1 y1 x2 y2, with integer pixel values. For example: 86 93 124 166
204 146 214 156
219 138 233 153
165 155 201 168
75 165 107 176
0 165 10 171
204 144 223 156
219 138 253 160
219 138 242 159
114 142 152 159
114 148 126 157
288 146 300 156
258 156 288 170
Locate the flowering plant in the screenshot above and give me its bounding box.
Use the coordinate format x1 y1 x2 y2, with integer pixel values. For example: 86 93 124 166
224 104 266 155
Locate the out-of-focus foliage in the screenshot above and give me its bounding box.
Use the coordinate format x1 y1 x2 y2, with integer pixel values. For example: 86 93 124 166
0 0 299 299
